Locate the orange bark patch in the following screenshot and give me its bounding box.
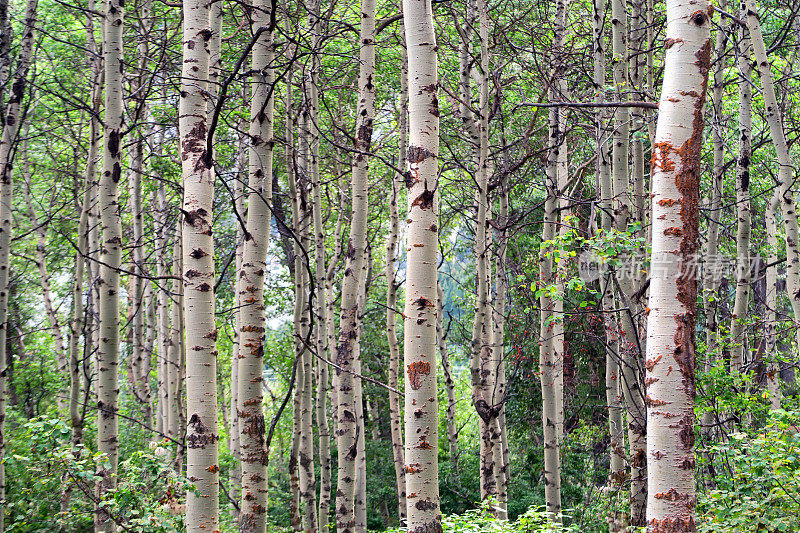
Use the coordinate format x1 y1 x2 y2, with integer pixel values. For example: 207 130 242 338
407 361 431 390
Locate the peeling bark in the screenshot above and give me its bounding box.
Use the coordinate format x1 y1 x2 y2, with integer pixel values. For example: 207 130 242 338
645 1 711 529
402 0 441 530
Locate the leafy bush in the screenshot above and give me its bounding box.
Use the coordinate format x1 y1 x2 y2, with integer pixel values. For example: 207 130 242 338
4 416 187 532
697 409 800 532
386 499 580 533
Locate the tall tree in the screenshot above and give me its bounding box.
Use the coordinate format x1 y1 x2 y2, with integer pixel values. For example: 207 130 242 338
179 0 220 526
0 0 38 528
539 0 568 520
730 19 752 373
645 0 711 529
387 16 408 520
334 0 375 528
237 0 275 529
96 0 124 526
401 0 441 529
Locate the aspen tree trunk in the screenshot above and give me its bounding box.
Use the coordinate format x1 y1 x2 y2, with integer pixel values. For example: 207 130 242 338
335 0 375 528
229 120 247 516
354 248 372 533
167 224 184 447
156 189 170 437
78 4 102 452
401 0 441 530
744 0 800 354
285 67 303 532
474 0 501 503
437 282 459 475
491 186 510 519
594 0 626 493
307 1 331 525
228 41 247 528
0 0 37 528
153 81 170 438
387 18 408 520
179 0 220 526
703 0 726 385
458 0 498 501
129 143 153 427
645 0 710 529
96 0 123 525
236 1 274 529
766 191 780 408
611 0 647 519
70 13 101 450
539 0 567 520
69 139 94 449
127 0 154 431
731 21 752 373
296 100 317 533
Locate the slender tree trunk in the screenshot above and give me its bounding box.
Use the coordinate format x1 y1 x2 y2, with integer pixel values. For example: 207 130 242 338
731 21 753 373
0 1 37 528
645 0 710 529
168 224 184 450
96 0 123 525
401 0 441 529
229 118 247 517
744 0 800 354
611 0 647 519
492 185 509 520
64 27 100 508
179 0 220 526
296 93 317 533
766 190 780 408
334 0 375 528
469 0 500 503
308 3 331 526
387 18 408 521
237 1 274 529
702 0 726 432
539 0 568 521
594 0 625 497
437 283 458 475
285 65 302 532
354 248 371 533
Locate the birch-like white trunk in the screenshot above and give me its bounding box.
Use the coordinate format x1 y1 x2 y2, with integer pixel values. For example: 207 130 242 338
179 0 220 526
96 0 123 526
0 1 37 528
237 1 274 529
401 0 441 529
645 0 711 529
730 20 752 372
334 0 375 528
387 18 408 520
744 0 800 354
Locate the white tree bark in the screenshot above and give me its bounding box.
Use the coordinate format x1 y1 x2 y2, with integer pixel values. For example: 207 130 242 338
744 0 800 354
539 0 568 520
645 0 711 529
0 1 37 528
730 20 752 373
179 0 220 526
401 0 441 529
334 0 375 528
387 17 408 520
96 0 123 526
237 1 274 529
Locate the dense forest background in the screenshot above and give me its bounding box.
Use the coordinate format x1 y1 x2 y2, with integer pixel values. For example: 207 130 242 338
0 0 799 530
